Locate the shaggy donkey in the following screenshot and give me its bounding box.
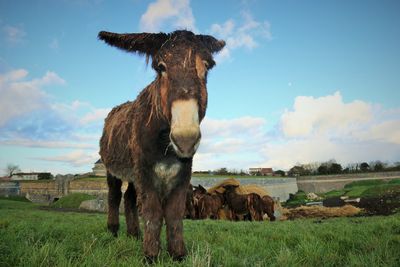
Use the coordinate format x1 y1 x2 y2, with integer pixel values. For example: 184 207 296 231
222 184 264 221
98 30 224 261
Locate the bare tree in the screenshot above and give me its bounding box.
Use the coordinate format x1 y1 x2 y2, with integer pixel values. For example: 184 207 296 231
5 164 21 177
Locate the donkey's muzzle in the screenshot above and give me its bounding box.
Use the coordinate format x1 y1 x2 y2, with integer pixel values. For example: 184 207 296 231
171 129 201 158
170 99 201 158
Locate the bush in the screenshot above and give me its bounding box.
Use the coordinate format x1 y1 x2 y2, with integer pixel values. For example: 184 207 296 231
50 193 96 209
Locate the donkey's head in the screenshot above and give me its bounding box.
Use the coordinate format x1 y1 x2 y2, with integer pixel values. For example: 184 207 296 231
98 30 225 158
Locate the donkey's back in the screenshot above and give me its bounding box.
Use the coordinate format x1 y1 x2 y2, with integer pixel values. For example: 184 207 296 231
100 101 136 182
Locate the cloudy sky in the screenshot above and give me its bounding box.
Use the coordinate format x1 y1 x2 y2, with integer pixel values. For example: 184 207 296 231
0 0 399 175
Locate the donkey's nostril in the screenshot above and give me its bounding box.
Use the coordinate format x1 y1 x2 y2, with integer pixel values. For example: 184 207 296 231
170 131 201 158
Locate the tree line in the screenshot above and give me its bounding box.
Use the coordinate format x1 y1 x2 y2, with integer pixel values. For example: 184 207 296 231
288 160 400 177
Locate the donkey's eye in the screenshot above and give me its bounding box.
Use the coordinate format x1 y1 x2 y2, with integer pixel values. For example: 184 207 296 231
157 62 167 74
203 60 210 70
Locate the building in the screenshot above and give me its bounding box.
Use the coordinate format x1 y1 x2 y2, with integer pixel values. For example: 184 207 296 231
92 159 106 177
11 172 52 181
249 167 273 176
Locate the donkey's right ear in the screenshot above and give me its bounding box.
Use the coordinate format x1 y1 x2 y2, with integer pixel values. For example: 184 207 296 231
98 31 169 56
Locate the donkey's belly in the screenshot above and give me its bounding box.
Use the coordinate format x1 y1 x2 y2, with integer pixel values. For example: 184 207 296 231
107 167 135 183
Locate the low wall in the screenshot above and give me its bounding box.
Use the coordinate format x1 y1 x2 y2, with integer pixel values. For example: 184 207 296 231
69 180 128 195
297 173 400 193
19 180 61 203
0 181 20 196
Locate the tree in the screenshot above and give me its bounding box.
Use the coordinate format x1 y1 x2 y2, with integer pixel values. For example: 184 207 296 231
214 167 228 175
360 162 370 172
274 170 286 177
288 166 309 176
329 163 343 174
372 161 384 172
5 164 21 177
317 165 329 175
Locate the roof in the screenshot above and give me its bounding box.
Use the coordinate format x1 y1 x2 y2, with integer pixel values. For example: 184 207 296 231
95 159 103 164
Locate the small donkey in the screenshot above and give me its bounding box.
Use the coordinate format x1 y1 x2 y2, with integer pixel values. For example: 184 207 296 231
98 30 225 261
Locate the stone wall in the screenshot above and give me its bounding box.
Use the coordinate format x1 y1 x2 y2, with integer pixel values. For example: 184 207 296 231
19 180 61 203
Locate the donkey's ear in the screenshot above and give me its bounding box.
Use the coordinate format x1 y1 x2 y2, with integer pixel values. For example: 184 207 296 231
197 34 226 53
98 31 169 56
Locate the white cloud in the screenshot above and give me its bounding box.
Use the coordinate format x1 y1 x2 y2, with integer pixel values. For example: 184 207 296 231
79 108 110 125
210 11 272 62
0 68 109 155
281 91 372 138
0 69 65 127
2 24 26 44
260 91 400 170
36 150 99 167
0 139 96 149
140 0 196 32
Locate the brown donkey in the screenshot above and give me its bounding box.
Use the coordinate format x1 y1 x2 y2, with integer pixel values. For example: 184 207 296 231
98 30 225 261
193 185 224 219
222 184 264 221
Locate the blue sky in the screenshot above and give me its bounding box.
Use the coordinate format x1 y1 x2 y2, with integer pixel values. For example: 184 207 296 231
1 0 399 175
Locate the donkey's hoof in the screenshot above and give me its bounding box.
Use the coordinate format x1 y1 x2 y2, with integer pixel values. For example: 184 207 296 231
107 224 119 237
127 230 142 240
171 253 186 262
143 255 158 264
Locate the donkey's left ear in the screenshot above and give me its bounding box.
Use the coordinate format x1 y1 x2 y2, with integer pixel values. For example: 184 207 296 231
98 31 169 56
197 34 226 53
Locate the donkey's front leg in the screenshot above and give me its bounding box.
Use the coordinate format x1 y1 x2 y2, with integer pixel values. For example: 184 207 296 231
164 184 187 261
141 190 163 261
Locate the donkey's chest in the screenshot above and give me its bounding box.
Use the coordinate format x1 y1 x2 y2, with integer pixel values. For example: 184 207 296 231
152 159 182 197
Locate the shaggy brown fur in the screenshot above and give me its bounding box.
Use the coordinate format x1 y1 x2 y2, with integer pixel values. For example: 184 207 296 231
222 184 263 221
261 195 276 221
197 192 224 219
184 184 196 219
98 30 225 261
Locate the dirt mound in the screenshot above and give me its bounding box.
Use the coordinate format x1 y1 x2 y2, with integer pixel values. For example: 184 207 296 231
358 191 400 215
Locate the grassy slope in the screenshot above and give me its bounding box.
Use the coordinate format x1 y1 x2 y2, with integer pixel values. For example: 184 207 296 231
1 200 400 266
287 179 400 207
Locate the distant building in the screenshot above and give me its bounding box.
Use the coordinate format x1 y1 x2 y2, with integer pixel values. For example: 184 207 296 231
249 167 273 176
92 159 106 177
11 172 52 181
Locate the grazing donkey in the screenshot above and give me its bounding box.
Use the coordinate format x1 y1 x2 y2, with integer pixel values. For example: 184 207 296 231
193 185 224 219
98 30 225 261
222 184 264 221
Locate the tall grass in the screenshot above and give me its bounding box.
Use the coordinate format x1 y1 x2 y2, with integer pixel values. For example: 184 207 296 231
1 199 400 266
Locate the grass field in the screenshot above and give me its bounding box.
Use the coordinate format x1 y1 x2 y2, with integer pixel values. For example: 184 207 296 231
1 199 400 266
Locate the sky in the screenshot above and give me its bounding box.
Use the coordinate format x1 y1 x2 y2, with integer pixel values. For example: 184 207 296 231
0 0 400 175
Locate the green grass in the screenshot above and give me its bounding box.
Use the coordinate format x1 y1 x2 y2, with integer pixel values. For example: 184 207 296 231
321 189 347 198
0 195 30 202
344 179 386 189
50 193 96 209
0 200 400 266
389 178 400 185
